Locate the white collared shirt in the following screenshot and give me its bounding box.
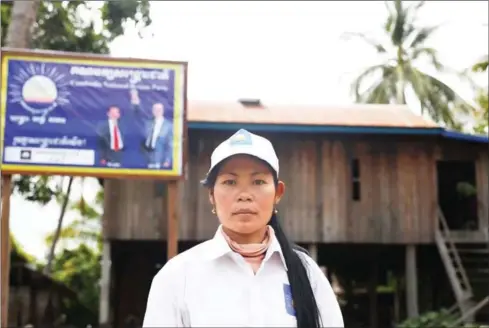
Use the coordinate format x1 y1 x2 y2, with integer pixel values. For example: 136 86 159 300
150 117 164 148
142 226 344 327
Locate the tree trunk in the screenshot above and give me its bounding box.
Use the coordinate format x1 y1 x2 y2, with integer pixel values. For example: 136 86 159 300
43 177 74 276
5 0 41 48
396 46 407 105
2 1 40 326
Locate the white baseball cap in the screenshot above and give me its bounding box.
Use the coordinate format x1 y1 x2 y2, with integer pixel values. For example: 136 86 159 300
202 129 279 183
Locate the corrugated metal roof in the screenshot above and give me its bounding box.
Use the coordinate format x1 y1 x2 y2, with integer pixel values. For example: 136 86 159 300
187 100 439 128
186 100 488 143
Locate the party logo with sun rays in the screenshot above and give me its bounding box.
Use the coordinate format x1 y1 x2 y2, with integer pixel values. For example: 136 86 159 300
8 61 71 119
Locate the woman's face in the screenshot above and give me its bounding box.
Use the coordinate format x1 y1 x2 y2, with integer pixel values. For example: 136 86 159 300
209 155 285 243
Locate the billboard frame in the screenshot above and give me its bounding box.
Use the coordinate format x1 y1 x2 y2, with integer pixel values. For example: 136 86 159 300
0 47 189 181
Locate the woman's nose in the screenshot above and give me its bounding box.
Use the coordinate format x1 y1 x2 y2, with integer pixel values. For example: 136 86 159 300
237 192 253 202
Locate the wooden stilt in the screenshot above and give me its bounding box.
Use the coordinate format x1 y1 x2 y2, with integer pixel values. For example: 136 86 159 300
1 175 13 327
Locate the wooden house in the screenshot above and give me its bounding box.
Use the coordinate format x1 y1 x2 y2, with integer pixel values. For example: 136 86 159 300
100 100 489 327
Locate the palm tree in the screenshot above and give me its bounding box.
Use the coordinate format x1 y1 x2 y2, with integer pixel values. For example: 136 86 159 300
345 0 473 129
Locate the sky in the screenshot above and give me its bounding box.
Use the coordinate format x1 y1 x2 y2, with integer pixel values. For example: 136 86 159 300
7 1 489 260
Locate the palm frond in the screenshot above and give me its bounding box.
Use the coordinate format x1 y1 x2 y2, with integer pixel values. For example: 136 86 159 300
364 79 392 104
412 1 426 11
391 0 407 46
341 32 387 53
351 64 389 100
417 71 458 102
405 66 431 99
357 67 397 104
425 92 458 128
406 25 440 49
385 14 395 34
410 47 444 70
401 23 416 44
408 68 476 127
384 1 394 16
404 1 426 26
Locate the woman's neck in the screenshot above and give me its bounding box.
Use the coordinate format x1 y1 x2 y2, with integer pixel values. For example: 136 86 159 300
221 226 269 244
221 226 274 274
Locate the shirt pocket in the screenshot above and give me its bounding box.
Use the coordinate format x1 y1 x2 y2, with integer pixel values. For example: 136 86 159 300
258 281 298 327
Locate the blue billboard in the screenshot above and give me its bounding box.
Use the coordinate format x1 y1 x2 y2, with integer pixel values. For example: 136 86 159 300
0 50 187 178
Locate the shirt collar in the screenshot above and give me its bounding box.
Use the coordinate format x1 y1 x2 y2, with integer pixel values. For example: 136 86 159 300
206 225 288 271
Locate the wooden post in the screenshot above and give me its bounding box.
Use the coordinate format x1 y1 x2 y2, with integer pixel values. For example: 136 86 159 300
368 262 378 328
1 175 12 327
167 181 179 260
99 240 111 326
393 275 400 323
405 244 419 318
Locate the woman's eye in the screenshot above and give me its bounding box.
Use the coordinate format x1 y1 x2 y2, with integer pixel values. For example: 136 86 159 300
222 180 236 185
254 179 266 185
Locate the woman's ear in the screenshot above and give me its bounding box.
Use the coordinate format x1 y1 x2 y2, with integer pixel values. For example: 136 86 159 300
208 189 215 206
275 180 285 204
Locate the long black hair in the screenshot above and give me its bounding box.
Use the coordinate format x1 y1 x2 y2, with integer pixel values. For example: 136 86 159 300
202 162 322 328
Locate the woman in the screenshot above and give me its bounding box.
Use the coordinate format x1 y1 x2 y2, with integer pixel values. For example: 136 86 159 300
143 129 344 328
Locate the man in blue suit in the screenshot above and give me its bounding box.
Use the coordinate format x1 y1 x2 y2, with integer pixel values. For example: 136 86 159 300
131 90 173 169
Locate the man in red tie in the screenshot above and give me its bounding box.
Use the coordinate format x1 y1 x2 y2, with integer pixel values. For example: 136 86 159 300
97 105 126 167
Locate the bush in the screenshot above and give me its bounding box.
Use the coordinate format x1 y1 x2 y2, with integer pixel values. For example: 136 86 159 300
397 309 484 328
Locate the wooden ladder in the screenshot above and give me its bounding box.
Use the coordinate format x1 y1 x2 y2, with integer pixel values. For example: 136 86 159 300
435 207 475 321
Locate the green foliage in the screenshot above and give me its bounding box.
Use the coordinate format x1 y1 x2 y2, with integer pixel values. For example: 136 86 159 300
102 1 152 40
397 309 486 328
471 57 488 135
45 185 103 249
397 309 458 328
13 175 62 205
40 180 104 323
49 244 101 324
456 181 477 197
0 1 11 44
347 0 474 129
31 1 109 54
472 55 489 73
473 89 488 135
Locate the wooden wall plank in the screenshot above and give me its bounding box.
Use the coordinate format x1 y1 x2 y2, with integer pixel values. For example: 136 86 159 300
103 132 487 244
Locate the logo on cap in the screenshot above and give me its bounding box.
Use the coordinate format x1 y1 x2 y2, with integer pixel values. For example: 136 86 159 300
229 129 252 146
